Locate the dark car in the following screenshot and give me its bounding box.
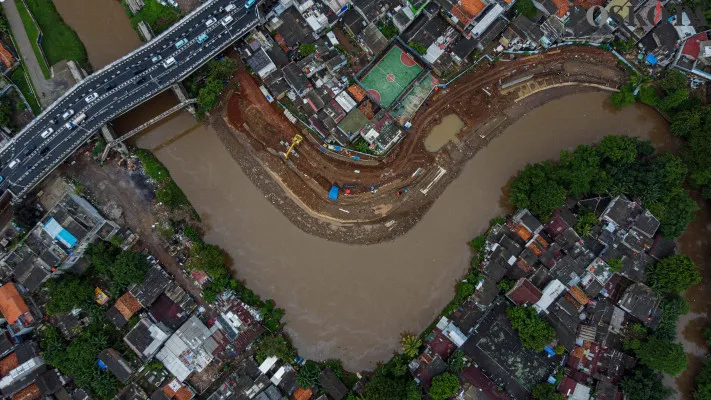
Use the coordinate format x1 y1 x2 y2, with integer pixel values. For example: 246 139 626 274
105 82 116 91
24 145 37 157
135 77 147 85
51 117 59 124
132 67 146 76
40 147 49 156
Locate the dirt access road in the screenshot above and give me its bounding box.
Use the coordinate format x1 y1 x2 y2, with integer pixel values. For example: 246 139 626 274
213 46 627 244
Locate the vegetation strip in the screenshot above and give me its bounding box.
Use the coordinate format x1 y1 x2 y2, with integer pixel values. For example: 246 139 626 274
24 0 87 66
14 0 50 78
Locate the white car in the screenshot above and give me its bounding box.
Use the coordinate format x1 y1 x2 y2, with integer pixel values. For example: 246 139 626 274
84 92 98 103
221 15 233 26
151 55 162 63
62 109 74 119
205 17 216 27
40 128 54 139
224 3 236 11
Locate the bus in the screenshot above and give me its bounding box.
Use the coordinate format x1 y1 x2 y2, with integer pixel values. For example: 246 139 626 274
65 113 86 130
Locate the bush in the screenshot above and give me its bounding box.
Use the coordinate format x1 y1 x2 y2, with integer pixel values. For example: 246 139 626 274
408 41 427 55
647 254 701 294
429 373 460 400
515 0 537 18
126 0 181 35
25 0 87 65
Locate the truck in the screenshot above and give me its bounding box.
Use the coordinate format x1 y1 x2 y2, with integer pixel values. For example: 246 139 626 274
64 112 86 130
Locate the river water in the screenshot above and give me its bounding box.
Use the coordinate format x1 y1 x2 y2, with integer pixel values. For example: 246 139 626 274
132 92 675 370
52 0 142 69
55 2 709 380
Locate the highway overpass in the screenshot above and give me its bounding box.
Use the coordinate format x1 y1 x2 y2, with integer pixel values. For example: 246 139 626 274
0 0 260 198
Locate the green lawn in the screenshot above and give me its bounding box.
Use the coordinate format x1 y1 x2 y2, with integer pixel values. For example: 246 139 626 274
9 67 41 114
24 0 87 66
14 0 50 78
126 0 182 36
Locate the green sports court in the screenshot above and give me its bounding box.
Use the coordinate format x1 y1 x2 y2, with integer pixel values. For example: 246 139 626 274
358 45 423 108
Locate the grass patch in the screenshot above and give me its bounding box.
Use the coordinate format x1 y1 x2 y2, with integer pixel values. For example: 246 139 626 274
24 0 87 66
9 67 41 114
125 0 182 36
14 1 50 78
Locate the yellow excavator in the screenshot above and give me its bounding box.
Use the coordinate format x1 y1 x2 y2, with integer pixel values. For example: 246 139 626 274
285 134 303 160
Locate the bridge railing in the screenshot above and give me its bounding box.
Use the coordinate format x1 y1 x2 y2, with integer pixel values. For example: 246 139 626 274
1 0 219 151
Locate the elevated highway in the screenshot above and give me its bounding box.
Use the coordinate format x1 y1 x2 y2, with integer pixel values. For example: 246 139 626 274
0 0 260 198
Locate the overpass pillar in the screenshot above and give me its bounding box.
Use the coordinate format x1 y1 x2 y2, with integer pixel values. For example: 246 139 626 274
171 83 196 116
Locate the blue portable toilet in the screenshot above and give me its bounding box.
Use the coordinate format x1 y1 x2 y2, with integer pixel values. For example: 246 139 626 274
328 185 339 200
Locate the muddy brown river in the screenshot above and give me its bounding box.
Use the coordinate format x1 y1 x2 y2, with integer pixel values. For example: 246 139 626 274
56 3 709 389
130 92 676 371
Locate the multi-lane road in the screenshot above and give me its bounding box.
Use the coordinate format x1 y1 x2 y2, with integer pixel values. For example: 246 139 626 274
0 0 260 198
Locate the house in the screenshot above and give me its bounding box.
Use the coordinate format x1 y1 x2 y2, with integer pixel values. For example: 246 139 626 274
155 315 215 382
319 368 347 400
0 283 32 326
617 283 662 328
461 366 511 400
352 0 401 23
162 378 195 400
0 41 15 70
506 279 543 306
124 318 171 361
342 9 367 37
247 49 278 79
131 265 170 308
282 63 311 96
98 348 133 383
361 23 388 55
534 279 566 313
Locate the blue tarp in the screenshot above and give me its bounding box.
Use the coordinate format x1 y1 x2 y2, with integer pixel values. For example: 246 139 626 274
544 346 555 357
645 53 658 65
43 217 78 248
328 186 339 200
97 359 108 370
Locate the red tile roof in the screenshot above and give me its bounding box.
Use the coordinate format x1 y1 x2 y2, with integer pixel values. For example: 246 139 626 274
551 0 570 17
682 32 707 59
559 377 577 397
0 43 15 69
163 379 194 400
293 388 312 400
568 286 589 305
0 283 30 325
0 353 19 377
348 84 366 102
115 292 141 320
507 279 542 306
12 383 40 400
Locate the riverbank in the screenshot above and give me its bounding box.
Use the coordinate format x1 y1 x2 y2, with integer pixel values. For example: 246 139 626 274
219 46 627 245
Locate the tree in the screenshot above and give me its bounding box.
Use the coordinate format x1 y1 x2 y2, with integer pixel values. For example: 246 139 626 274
296 361 321 388
557 145 602 198
647 254 701 294
497 278 516 293
598 135 639 165
532 383 565 400
85 241 122 273
0 95 13 128
429 373 460 400
554 344 565 355
378 21 398 39
506 306 555 351
515 0 537 18
636 337 687 375
610 86 636 109
608 257 623 273
575 208 597 237
654 296 690 341
186 241 227 278
621 368 672 400
659 88 690 112
704 324 711 347
670 108 705 138
696 358 711 400
448 350 466 373
109 250 151 288
254 335 296 364
629 74 652 95
508 162 565 219
658 70 688 94
13 198 42 230
206 58 238 81
647 187 699 239
299 43 316 57
408 41 427 55
44 275 94 315
400 333 422 358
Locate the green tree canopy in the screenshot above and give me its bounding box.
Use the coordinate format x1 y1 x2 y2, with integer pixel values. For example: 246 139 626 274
254 334 296 364
85 240 122 272
365 355 421 400
636 337 687 375
44 275 94 315
429 373 460 400
621 368 672 400
186 241 228 279
515 0 537 18
508 162 566 219
647 254 701 294
109 250 151 288
610 86 636 109
448 350 466 373
532 383 565 400
506 306 555 351
296 360 321 388
696 357 711 400
299 43 316 57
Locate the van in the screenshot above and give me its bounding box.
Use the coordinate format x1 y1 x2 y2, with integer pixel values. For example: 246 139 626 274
8 159 19 169
224 3 236 11
221 15 233 26
62 109 74 120
162 57 176 68
175 38 188 49
197 33 208 44
40 128 54 139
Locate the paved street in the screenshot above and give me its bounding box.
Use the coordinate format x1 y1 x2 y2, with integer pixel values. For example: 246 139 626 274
0 0 259 198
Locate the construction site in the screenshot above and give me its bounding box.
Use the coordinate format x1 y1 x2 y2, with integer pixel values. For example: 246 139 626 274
215 46 628 244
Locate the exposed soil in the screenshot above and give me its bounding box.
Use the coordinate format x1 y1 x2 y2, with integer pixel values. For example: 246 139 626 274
53 146 207 307
213 46 627 244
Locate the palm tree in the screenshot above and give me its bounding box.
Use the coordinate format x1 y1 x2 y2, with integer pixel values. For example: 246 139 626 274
400 333 422 358
630 73 652 96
